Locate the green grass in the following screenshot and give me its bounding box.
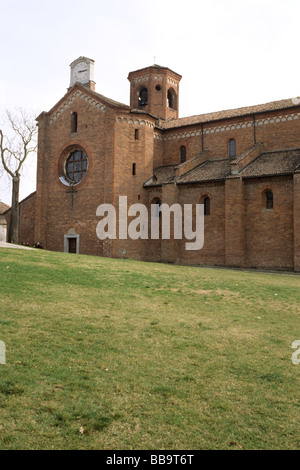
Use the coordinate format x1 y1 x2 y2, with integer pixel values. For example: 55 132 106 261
0 247 300 450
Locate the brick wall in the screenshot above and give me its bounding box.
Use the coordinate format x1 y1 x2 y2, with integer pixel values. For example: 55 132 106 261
35 92 117 256
29 68 300 271
244 176 294 269
5 192 36 246
162 108 300 167
128 66 181 121
294 172 300 271
177 182 225 266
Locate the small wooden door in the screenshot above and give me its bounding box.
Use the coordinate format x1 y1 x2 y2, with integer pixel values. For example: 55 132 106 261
68 237 77 254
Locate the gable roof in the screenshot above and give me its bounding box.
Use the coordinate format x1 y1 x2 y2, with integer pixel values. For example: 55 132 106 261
160 97 300 130
87 86 130 110
37 83 130 121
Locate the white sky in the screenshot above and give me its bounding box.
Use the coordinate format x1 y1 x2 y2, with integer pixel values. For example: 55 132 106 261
1 0 300 205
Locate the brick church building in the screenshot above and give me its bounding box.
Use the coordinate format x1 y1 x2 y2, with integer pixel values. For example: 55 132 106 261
12 56 300 270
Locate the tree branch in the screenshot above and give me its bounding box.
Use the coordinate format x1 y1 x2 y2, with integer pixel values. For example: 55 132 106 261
0 129 14 178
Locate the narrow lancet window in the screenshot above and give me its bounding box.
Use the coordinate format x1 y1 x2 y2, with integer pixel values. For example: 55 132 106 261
180 146 186 163
265 190 273 210
71 112 78 133
204 197 210 216
229 139 236 158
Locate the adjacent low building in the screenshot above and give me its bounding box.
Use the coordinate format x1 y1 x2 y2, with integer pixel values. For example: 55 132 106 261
0 202 10 242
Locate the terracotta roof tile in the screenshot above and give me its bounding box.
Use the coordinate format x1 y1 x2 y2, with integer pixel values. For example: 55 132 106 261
177 159 232 184
128 64 182 80
160 97 300 130
144 159 232 187
241 149 300 178
87 87 129 109
144 165 177 187
144 149 300 187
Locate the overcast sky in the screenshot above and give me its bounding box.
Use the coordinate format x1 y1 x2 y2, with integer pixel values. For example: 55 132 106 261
1 0 300 205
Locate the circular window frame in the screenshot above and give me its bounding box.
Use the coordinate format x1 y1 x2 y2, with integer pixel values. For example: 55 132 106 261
64 150 88 185
58 147 89 187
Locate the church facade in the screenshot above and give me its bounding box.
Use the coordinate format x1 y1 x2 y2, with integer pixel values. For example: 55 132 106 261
16 57 300 270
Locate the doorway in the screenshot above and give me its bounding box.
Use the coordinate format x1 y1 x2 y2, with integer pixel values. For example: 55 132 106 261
68 237 77 254
64 229 80 254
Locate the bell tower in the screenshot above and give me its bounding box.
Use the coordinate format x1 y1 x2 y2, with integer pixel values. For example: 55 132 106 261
128 65 182 120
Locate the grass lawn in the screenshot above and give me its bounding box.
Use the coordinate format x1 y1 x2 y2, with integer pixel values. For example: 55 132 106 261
0 247 300 450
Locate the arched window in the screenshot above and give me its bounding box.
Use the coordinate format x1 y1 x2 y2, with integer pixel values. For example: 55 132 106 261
264 190 273 210
229 139 236 158
150 198 162 239
139 88 148 107
203 197 210 216
180 146 186 163
71 112 78 133
167 88 177 110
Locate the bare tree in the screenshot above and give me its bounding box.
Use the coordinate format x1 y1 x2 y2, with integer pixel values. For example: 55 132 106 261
0 109 37 244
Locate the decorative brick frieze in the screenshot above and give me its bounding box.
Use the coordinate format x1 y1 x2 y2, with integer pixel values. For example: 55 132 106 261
116 116 155 128
49 90 106 124
158 111 300 141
